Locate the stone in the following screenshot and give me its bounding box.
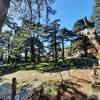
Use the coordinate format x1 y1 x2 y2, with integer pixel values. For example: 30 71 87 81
0 83 12 100
0 82 43 100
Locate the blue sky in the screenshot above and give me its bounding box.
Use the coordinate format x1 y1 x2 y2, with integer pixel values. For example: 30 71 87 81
52 0 94 30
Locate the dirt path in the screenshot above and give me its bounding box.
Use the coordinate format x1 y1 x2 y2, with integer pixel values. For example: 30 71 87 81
0 69 92 89
0 69 97 99
0 70 71 83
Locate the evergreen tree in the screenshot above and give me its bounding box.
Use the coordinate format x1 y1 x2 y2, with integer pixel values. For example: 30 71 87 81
46 20 60 62
91 0 100 33
59 28 74 62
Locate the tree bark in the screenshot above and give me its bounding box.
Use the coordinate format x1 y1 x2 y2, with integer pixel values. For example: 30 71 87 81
54 29 57 63
61 33 65 63
7 43 11 64
11 77 17 100
37 47 41 63
25 49 28 63
30 37 35 64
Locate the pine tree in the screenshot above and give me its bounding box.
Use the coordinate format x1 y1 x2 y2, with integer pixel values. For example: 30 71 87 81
91 0 100 33
46 20 60 62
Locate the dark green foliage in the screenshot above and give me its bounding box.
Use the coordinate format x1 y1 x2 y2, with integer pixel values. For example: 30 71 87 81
72 35 93 56
60 28 75 62
91 0 100 33
72 18 95 56
73 19 87 33
45 20 60 62
39 95 49 100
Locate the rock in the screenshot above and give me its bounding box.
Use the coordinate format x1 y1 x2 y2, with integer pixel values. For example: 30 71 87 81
0 82 43 100
15 86 33 100
0 83 12 100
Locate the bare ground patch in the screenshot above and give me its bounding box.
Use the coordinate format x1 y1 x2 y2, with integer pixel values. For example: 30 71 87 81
0 69 99 99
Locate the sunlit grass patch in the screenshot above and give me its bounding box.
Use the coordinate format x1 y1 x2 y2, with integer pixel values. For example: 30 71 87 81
35 62 53 68
92 82 100 93
42 80 58 96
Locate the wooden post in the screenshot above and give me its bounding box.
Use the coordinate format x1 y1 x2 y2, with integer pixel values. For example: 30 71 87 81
57 88 64 100
11 77 17 100
94 67 97 76
93 63 97 76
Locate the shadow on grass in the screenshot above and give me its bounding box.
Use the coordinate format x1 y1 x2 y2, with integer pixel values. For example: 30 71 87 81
41 56 98 73
0 63 32 76
0 55 98 76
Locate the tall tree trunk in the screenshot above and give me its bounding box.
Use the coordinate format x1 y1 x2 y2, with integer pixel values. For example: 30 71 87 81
7 55 11 64
53 51 55 62
0 0 10 33
16 53 21 64
61 33 65 63
37 47 41 63
69 41 72 56
7 43 11 64
83 37 88 56
30 37 35 64
83 47 88 56
54 30 57 63
1 53 3 63
25 49 28 63
15 53 18 63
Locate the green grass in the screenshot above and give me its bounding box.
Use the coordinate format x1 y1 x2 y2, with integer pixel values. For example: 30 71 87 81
42 80 58 96
35 62 54 69
17 82 31 90
2 55 98 72
18 64 35 70
36 62 49 67
92 83 100 93
18 62 54 70
3 64 12 69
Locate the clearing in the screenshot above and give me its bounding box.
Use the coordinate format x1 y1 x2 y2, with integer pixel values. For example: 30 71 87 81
1 69 99 99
